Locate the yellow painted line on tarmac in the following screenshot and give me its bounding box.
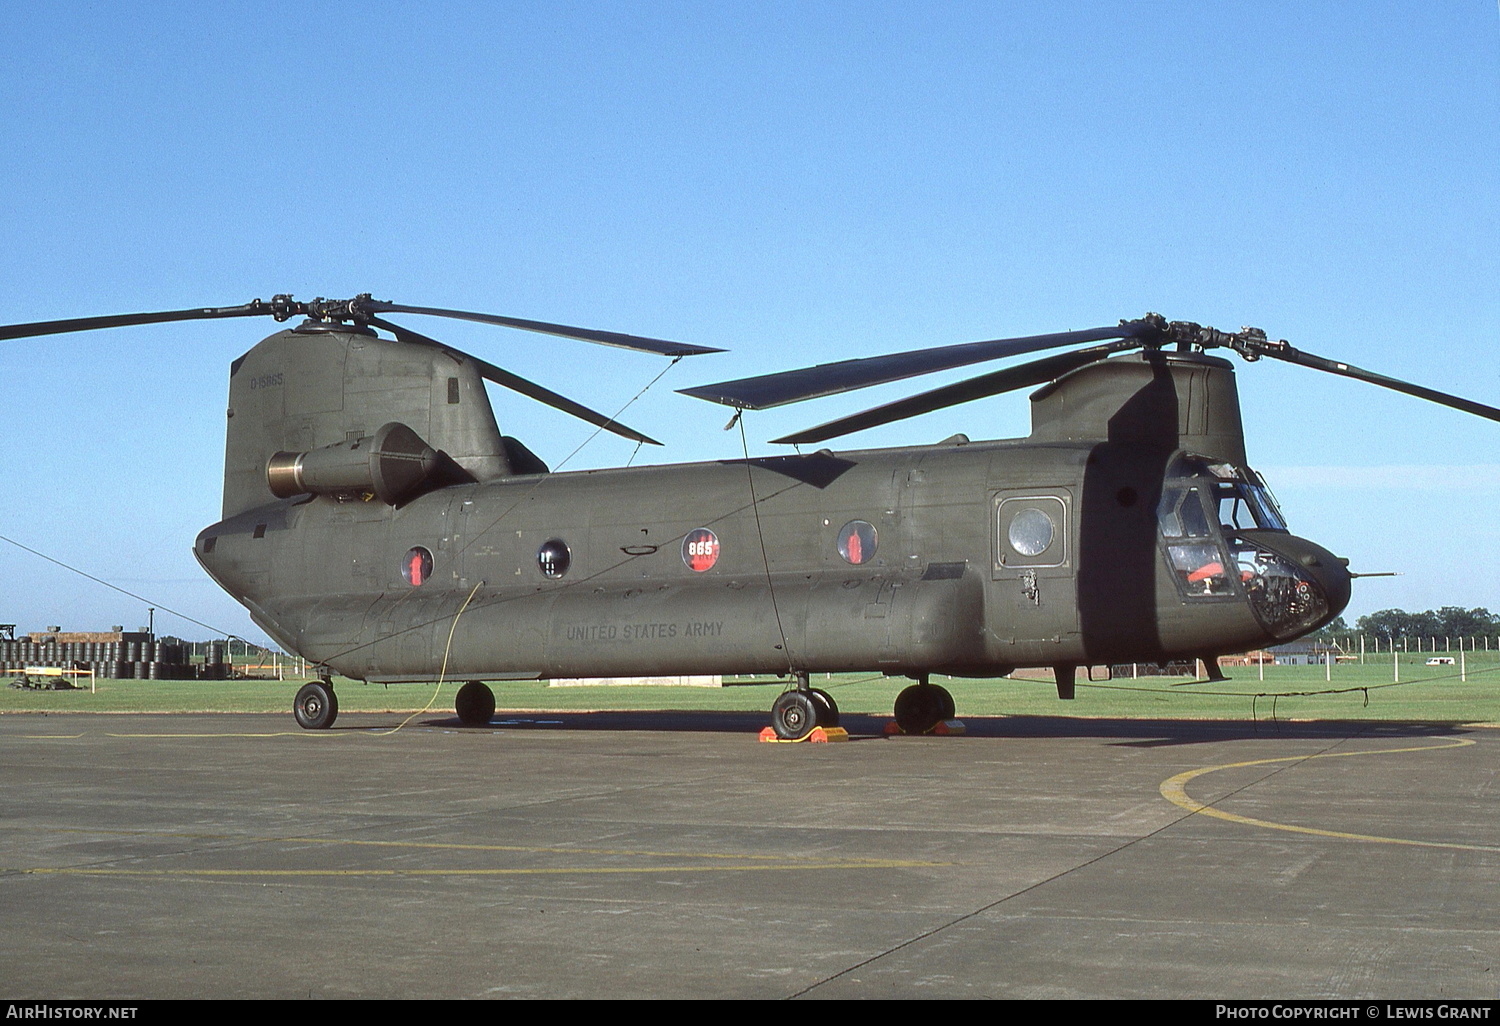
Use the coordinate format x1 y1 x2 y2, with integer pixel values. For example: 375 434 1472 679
14 730 346 739
102 732 343 739
1160 736 1500 852
12 859 942 878
7 827 948 877
41 826 903 863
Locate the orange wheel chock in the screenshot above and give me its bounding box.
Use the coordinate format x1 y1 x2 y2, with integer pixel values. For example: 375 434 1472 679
758 726 849 743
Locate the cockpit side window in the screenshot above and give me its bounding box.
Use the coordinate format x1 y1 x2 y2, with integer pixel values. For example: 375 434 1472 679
1158 485 1233 597
1165 542 1233 597
1158 487 1212 539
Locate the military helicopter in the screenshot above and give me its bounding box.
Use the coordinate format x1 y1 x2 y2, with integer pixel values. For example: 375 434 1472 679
5 297 1497 739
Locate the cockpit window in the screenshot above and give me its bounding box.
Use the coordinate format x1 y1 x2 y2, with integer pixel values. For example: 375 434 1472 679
1164 456 1288 534
1155 455 1304 608
1158 457 1292 600
1158 487 1213 539
1157 488 1234 596
1245 478 1288 531
1211 480 1288 533
1165 542 1233 596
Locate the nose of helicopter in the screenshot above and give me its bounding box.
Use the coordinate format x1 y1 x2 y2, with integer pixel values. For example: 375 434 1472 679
1289 537 1354 623
1234 530 1352 639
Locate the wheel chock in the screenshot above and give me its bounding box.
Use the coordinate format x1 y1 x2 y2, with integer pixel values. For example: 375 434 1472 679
758 726 850 743
883 719 966 737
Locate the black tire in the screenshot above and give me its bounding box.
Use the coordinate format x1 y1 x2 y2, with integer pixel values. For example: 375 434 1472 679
893 683 947 735
455 680 496 727
808 688 840 728
771 690 819 740
294 681 338 730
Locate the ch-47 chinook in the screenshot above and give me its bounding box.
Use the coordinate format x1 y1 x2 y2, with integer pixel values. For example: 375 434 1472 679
5 298 1498 739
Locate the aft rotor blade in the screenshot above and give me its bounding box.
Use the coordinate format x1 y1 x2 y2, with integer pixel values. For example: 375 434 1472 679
771 344 1133 445
680 320 1159 411
370 316 662 446
362 301 723 358
1261 345 1500 423
0 301 276 341
473 359 662 445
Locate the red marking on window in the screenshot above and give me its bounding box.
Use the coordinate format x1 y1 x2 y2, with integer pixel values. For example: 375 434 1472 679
403 546 433 586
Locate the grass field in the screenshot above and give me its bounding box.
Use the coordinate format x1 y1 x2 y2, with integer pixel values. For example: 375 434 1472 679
4 655 1499 723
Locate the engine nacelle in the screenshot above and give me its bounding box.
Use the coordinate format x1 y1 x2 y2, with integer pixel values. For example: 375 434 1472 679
266 422 438 505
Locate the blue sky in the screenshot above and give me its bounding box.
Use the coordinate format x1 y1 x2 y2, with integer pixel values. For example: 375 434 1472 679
1 2 1497 643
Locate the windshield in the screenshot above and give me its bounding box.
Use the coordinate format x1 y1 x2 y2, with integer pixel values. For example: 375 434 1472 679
1167 456 1288 534
1210 477 1287 533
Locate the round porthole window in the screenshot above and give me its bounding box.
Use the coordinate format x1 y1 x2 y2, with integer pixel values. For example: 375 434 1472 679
537 538 571 579
402 546 434 586
1007 507 1055 557
837 520 878 565
682 528 720 572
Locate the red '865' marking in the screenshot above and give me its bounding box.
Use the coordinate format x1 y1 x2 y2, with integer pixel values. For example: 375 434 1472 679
683 528 719 572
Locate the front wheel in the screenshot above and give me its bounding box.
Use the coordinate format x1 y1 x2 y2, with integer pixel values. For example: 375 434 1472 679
293 681 338 730
771 690 819 740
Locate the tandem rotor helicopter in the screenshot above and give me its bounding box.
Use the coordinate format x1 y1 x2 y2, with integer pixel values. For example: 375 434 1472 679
5 296 1498 738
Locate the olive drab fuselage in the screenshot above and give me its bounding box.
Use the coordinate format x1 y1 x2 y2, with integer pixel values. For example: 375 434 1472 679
193 326 1351 686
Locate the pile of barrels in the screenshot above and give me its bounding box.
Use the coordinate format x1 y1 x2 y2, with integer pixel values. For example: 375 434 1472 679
0 637 231 680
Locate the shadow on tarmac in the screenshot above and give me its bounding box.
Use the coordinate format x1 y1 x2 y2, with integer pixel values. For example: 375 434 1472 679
395 709 1481 746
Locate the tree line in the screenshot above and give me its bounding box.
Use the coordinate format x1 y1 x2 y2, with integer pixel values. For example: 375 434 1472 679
1309 607 1500 642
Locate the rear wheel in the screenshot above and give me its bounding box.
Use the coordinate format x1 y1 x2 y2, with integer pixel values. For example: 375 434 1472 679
293 681 338 730
455 680 496 727
893 683 951 735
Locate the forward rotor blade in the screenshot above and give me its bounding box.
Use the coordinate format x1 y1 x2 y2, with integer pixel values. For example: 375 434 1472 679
362 301 723 357
0 301 275 341
680 320 1159 411
1260 345 1500 423
771 344 1134 445
369 316 661 446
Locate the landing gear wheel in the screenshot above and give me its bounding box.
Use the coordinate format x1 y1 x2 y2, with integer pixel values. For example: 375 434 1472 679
771 690 819 740
293 681 338 730
808 688 840 728
455 680 496 727
893 683 952 734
